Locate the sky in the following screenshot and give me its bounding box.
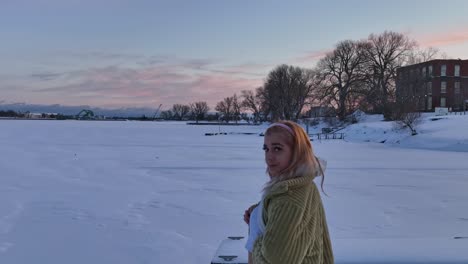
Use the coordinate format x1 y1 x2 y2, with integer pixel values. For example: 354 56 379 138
1 0 468 111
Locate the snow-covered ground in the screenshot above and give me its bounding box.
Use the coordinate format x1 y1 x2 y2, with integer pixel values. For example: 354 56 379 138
0 115 467 263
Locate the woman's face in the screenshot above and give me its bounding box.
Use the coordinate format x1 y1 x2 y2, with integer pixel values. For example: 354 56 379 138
263 132 293 177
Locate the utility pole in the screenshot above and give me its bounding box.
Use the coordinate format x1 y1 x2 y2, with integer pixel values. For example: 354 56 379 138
152 104 163 120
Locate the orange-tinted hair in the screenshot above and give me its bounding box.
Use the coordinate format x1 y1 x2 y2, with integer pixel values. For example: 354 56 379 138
264 120 325 193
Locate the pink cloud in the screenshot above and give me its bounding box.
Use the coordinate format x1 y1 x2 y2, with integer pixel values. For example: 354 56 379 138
294 49 332 63
28 64 264 109
213 63 273 76
190 74 262 104
417 28 468 47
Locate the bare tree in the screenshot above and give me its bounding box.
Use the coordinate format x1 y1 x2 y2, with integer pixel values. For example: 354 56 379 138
407 46 442 65
215 96 234 123
232 94 242 123
241 89 262 124
190 101 210 123
172 104 190 120
391 98 422 136
391 69 425 135
256 86 272 122
263 64 315 121
363 31 416 119
316 40 369 120
160 110 174 120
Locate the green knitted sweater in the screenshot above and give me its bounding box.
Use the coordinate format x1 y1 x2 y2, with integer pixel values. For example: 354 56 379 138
252 174 334 264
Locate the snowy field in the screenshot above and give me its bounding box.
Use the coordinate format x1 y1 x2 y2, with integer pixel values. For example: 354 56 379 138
1 115 468 263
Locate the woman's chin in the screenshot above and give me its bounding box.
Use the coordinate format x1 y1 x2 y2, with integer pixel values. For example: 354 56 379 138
268 171 279 178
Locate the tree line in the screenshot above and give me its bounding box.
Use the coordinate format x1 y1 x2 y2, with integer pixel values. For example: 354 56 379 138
0 110 23 117
163 30 445 124
160 99 254 123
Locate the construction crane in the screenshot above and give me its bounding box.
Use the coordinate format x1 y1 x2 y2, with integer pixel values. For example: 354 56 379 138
152 104 163 120
76 109 95 120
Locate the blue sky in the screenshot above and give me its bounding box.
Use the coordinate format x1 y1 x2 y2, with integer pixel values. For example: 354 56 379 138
1 0 468 110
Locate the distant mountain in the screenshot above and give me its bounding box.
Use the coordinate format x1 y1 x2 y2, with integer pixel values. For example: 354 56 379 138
0 103 159 118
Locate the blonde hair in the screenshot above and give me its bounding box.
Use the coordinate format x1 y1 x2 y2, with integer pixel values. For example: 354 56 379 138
263 120 326 193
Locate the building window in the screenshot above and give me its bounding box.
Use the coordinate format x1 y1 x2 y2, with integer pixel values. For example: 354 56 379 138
422 67 426 77
428 65 433 76
441 65 446 76
455 81 460 94
441 97 446 107
441 81 447 93
427 96 432 110
455 65 460 76
427 82 432 94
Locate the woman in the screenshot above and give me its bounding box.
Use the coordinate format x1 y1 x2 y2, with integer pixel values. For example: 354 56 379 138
244 121 333 264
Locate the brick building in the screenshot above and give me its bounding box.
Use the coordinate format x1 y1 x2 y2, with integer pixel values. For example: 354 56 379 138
396 59 468 111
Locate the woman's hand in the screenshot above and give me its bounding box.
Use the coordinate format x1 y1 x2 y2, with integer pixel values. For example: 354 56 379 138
244 203 258 225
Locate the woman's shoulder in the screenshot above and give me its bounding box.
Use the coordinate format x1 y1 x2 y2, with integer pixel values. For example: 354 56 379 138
267 173 315 192
266 180 319 208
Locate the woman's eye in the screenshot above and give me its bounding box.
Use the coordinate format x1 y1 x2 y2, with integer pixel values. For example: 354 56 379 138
262 147 268 151
274 147 282 151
